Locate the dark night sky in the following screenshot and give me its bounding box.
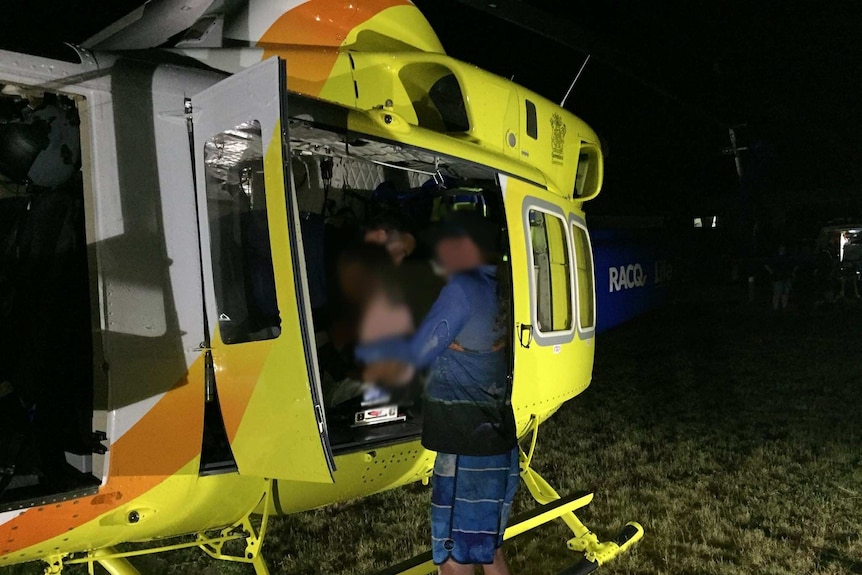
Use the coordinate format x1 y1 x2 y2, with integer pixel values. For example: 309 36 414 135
2 0 861 222
413 0 862 221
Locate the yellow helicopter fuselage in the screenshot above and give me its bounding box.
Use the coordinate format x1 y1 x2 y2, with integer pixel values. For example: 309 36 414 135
0 1 607 571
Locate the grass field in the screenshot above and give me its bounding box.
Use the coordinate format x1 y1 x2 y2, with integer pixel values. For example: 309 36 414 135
6 299 862 574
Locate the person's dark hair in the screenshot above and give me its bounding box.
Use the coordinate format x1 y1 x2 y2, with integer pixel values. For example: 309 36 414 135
426 210 499 254
364 209 415 237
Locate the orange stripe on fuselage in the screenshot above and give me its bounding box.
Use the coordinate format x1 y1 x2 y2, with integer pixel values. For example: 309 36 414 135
213 340 272 443
258 0 410 97
0 359 204 555
108 359 204 478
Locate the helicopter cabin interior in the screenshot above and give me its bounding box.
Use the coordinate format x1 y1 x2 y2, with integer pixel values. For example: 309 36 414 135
279 103 513 454
0 83 102 511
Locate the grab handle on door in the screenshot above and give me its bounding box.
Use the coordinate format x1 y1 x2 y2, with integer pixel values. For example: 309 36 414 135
518 324 533 348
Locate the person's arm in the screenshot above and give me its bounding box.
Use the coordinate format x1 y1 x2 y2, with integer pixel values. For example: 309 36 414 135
355 279 471 369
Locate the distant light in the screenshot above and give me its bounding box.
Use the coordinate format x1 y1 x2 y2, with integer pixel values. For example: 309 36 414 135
693 217 703 228
711 216 717 228
315 15 321 21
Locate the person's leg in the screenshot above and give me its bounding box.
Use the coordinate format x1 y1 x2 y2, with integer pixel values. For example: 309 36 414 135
482 548 512 575
484 449 519 575
432 454 463 571
438 559 475 575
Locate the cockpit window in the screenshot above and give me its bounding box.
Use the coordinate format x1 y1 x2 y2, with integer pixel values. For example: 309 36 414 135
203 121 281 344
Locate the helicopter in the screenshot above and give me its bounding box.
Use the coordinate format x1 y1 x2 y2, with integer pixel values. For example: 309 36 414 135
0 1 643 573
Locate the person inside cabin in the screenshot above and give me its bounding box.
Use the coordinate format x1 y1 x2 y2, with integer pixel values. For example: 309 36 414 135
355 210 518 575
360 210 445 345
363 210 417 266
319 241 398 407
322 210 446 405
326 210 417 354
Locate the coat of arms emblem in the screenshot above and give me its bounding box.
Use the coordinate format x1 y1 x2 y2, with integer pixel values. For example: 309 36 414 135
550 112 566 165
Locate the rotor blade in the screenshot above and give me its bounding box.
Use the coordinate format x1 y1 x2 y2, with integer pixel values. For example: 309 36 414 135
83 0 216 50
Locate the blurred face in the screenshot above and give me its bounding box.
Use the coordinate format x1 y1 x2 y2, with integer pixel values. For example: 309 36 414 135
435 235 482 274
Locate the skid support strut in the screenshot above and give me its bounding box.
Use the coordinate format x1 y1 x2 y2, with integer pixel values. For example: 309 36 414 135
42 547 143 575
519 417 644 574
197 478 274 575
373 417 643 575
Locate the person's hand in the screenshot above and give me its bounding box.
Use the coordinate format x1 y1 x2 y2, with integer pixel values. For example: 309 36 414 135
363 361 415 386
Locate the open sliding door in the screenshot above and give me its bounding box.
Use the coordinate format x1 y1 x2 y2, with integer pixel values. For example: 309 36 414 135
190 57 334 482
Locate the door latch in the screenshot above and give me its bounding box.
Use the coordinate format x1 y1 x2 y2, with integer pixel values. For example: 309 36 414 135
314 404 326 434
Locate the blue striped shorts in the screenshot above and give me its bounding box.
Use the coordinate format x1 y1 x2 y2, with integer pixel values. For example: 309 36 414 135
431 447 520 565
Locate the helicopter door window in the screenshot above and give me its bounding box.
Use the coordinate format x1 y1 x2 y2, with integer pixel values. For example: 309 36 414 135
571 222 596 332
203 121 281 344
528 209 573 333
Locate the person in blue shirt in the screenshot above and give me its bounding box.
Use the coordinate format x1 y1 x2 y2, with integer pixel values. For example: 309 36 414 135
356 211 518 575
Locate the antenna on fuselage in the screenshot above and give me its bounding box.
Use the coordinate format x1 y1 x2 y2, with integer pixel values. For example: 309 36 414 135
560 54 591 108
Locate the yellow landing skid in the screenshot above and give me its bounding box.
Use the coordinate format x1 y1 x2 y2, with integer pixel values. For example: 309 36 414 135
521 465 643 575
42 419 641 574
372 489 594 575
372 417 644 575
